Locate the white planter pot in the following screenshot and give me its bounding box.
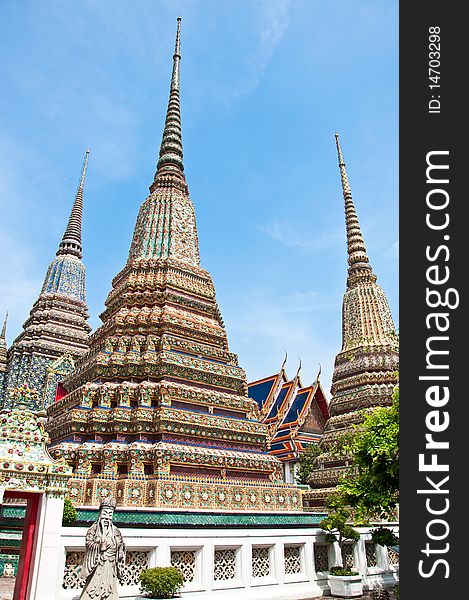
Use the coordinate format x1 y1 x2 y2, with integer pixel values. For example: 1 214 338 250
328 574 363 597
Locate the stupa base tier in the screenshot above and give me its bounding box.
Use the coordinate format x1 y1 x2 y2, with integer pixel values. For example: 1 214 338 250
302 486 338 510
67 475 303 511
308 464 348 490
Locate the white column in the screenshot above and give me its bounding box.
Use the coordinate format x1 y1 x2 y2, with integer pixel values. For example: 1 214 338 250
28 494 66 600
273 541 284 583
203 541 214 591
304 537 315 582
356 536 368 575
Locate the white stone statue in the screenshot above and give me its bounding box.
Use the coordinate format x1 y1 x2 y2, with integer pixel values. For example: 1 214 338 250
79 498 125 600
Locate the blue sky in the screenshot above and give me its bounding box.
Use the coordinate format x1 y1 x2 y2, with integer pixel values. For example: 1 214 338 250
0 0 398 394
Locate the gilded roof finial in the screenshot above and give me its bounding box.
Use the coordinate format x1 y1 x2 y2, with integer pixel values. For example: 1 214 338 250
316 362 322 382
280 351 288 372
334 133 374 286
57 149 90 260
152 17 186 191
295 358 302 379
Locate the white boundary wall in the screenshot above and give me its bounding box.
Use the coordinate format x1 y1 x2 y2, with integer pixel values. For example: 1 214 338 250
45 525 398 600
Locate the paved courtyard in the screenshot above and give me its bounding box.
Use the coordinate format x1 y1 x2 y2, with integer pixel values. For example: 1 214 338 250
0 577 14 600
0 576 397 600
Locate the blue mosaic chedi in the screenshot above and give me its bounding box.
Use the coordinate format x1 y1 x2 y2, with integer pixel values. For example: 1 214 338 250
0 151 91 410
42 255 86 302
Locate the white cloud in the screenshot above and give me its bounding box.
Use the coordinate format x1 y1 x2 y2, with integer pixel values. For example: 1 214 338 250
224 287 339 393
259 220 342 253
232 0 292 98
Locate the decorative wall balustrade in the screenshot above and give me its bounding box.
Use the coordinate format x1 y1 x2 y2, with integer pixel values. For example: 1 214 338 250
58 528 398 598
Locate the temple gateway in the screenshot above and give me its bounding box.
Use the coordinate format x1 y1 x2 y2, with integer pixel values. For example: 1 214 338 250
0 17 398 600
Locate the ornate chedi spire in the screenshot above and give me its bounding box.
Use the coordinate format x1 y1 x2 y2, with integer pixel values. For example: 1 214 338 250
57 149 89 259
128 18 199 267
46 20 302 513
2 152 91 411
150 16 186 192
0 313 8 404
306 135 399 508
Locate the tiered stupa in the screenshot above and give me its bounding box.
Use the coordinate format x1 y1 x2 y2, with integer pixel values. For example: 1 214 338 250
306 134 399 508
1 151 91 410
47 19 302 512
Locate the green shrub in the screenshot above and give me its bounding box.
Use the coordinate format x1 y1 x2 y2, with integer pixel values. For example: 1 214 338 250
370 527 399 548
140 567 184 599
329 566 359 576
62 497 77 525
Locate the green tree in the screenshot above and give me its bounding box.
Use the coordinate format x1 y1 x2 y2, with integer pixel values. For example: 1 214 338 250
319 494 360 573
338 388 399 521
296 443 322 485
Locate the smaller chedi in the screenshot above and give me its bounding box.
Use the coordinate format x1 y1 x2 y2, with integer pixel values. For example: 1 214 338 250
79 498 126 600
306 135 399 508
1 151 91 411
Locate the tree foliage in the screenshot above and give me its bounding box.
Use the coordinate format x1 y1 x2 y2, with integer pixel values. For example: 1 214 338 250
370 526 399 547
296 443 322 485
337 388 399 521
140 567 184 599
319 494 359 571
62 497 77 525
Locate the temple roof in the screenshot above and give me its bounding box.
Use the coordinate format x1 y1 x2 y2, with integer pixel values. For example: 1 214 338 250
248 361 329 461
248 375 278 410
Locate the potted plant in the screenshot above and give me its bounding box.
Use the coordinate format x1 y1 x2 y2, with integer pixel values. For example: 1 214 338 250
139 567 184 599
320 495 362 598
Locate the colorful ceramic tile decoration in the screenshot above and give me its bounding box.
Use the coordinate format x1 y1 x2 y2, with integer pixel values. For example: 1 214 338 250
304 135 399 509
0 314 7 404
46 20 303 511
0 404 71 495
0 152 91 410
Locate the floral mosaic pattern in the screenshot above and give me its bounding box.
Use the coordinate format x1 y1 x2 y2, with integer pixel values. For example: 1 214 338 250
171 550 196 582
252 547 271 578
313 544 329 573
284 545 302 575
365 542 378 567
214 548 237 581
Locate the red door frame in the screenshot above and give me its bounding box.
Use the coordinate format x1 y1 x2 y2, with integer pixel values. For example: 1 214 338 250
3 490 40 600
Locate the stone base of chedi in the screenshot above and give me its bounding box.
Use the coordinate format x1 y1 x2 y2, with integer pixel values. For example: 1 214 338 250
48 381 302 511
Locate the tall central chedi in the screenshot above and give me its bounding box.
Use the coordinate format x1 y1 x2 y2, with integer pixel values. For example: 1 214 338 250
48 19 301 512
306 135 399 508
